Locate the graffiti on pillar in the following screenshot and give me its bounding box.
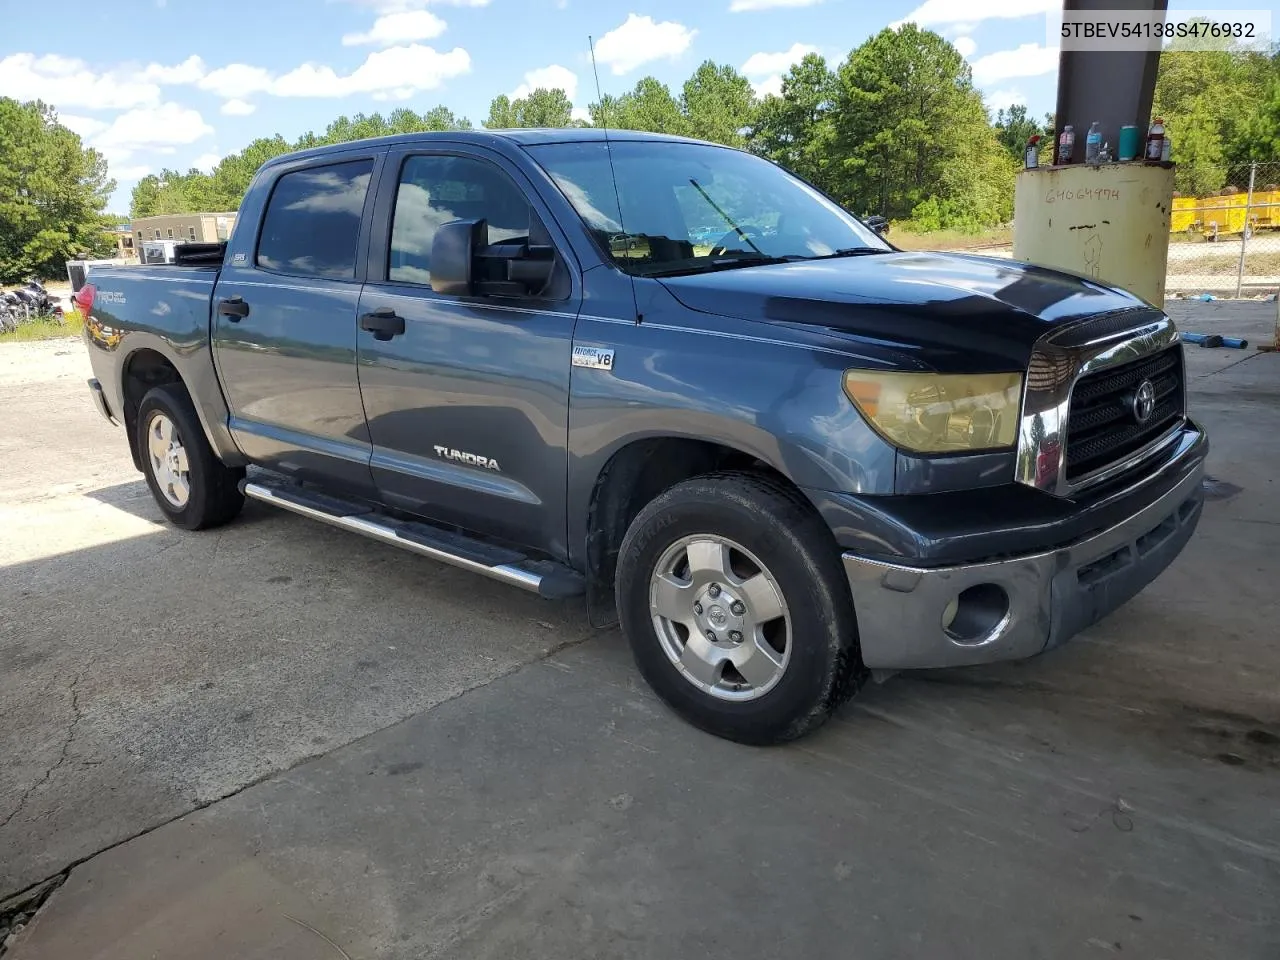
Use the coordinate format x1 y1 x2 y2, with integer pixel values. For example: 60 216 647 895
1082 232 1103 278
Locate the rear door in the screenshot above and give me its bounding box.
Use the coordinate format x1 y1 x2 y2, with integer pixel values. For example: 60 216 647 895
212 150 382 495
356 145 580 558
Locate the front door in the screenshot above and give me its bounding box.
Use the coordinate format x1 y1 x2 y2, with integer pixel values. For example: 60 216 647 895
356 147 580 558
212 153 381 494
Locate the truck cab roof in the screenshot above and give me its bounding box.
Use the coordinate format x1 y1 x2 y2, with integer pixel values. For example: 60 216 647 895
262 128 717 170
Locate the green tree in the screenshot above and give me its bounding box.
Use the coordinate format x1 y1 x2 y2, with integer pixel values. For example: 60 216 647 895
0 98 115 281
1233 78 1280 162
748 53 838 192
484 89 574 129
484 95 519 129
591 77 687 135
130 107 473 215
830 25 1008 228
680 61 757 147
1153 32 1278 192
992 104 1048 161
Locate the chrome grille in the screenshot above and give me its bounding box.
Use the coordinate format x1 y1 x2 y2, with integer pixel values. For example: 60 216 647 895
1064 346 1184 482
1015 312 1185 497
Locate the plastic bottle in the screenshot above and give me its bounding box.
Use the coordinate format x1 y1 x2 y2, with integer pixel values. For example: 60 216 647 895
1025 135 1041 169
1146 117 1165 160
1160 134 1171 162
1057 125 1075 165
1085 122 1102 165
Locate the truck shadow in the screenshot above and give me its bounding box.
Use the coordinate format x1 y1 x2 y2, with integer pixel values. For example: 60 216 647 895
81 477 280 528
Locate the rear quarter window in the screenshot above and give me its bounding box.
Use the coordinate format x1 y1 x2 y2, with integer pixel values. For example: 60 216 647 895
256 159 374 280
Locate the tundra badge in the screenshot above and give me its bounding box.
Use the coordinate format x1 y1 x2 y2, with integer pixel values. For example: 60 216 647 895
572 345 615 371
434 446 501 471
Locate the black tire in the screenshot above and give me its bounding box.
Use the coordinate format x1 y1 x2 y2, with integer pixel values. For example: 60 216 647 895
136 383 245 530
616 471 864 745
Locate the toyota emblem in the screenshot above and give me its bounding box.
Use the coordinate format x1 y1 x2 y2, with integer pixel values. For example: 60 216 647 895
1132 379 1157 424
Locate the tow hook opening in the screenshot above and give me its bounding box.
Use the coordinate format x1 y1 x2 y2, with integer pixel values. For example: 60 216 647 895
942 583 1011 644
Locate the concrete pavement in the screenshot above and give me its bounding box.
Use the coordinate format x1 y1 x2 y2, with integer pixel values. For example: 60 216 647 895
0 341 595 898
12 637 1280 959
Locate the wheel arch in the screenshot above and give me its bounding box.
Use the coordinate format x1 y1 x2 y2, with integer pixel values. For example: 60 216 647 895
578 434 817 625
114 335 245 472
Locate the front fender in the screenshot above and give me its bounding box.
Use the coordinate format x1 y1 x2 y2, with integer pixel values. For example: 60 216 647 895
566 300 900 570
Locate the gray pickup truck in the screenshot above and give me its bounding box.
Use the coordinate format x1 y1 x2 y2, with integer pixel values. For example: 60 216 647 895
79 129 1207 744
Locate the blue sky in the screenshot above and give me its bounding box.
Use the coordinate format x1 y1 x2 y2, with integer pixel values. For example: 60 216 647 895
0 0 1253 212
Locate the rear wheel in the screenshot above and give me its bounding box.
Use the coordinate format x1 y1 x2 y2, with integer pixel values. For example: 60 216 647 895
137 383 245 530
617 472 864 744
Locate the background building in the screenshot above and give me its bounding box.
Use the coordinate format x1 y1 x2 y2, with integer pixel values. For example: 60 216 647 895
130 213 237 247
106 223 136 260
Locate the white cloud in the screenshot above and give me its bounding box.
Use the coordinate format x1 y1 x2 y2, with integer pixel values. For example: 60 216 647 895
942 22 977 37
198 63 274 99
342 10 447 46
95 103 214 153
730 0 823 9
140 55 206 84
971 43 1058 84
0 53 159 109
512 64 578 101
272 44 470 98
220 98 256 115
953 36 977 57
57 113 109 138
987 88 1027 108
111 164 152 181
594 14 696 76
740 43 819 77
752 74 784 98
570 105 590 122
191 152 221 172
893 0 1057 29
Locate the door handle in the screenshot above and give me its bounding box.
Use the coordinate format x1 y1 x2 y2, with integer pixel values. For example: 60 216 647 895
218 297 250 321
360 307 406 342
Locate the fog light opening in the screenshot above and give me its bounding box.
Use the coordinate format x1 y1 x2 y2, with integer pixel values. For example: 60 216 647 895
943 583 1011 645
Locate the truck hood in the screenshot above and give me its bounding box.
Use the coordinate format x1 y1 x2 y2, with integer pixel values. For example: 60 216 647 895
656 251 1153 371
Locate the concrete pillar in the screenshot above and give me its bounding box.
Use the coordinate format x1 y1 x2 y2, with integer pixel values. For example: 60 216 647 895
1013 1 1174 305
1014 164 1174 306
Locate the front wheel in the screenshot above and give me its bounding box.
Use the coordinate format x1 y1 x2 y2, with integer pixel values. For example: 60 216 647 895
616 472 864 745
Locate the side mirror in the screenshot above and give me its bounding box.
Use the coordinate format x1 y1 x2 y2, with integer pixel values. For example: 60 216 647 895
865 215 890 236
430 219 487 296
430 215 558 298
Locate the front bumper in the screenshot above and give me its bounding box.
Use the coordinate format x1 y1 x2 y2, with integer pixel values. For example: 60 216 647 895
843 427 1206 670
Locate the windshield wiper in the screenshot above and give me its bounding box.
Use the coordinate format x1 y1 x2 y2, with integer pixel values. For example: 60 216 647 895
811 246 891 259
646 254 801 278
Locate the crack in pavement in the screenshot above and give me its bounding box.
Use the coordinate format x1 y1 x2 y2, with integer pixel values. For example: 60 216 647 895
1194 351 1264 379
0 669 87 833
0 628 604 901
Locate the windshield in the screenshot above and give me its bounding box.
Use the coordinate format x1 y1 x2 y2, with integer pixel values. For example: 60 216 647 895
526 140 890 277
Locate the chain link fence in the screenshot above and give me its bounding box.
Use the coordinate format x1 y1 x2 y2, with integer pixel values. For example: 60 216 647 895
1168 161 1280 298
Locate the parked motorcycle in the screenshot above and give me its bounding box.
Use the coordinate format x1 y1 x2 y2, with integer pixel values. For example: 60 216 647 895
0 291 22 333
16 279 63 319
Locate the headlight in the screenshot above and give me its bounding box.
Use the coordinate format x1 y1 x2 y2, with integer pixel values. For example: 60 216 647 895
843 371 1023 453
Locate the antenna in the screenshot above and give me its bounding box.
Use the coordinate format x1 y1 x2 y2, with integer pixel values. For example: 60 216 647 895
588 34 631 284
588 35 609 136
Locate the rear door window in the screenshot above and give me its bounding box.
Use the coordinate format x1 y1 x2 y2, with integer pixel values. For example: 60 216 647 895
257 159 374 280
